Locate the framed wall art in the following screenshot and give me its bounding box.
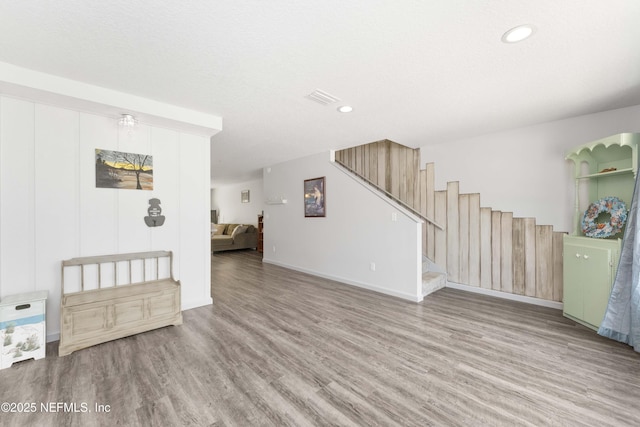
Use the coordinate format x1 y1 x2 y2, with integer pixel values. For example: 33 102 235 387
96 149 153 190
304 177 325 217
241 190 250 203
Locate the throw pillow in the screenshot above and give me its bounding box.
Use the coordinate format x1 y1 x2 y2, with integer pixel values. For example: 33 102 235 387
213 224 227 235
225 224 240 235
231 225 248 239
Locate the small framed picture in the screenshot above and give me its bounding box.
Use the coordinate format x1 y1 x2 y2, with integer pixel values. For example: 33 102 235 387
304 177 325 217
241 190 250 203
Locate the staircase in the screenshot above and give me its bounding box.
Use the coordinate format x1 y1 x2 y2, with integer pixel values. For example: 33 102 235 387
335 139 565 304
422 255 446 297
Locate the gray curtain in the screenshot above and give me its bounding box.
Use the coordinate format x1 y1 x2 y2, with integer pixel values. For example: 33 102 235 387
598 171 640 351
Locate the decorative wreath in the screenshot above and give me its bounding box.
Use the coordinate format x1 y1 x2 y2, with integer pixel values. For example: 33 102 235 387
581 196 628 238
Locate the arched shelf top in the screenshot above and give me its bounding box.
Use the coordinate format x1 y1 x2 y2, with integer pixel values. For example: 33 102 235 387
565 133 639 179
565 133 638 163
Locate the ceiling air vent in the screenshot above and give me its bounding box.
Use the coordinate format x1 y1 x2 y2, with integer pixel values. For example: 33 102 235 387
306 89 340 106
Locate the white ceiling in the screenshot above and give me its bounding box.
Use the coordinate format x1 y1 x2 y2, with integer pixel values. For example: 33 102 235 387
0 1 639 186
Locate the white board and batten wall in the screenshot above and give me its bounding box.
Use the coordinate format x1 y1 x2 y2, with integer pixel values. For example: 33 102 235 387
262 151 423 302
0 96 214 342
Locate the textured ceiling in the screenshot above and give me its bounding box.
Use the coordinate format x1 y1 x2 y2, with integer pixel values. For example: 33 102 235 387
0 1 639 185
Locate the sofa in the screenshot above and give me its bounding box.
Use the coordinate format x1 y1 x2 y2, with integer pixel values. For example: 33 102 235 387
211 223 258 252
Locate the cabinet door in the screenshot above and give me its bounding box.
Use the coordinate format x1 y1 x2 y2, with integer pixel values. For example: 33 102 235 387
563 243 586 320
582 246 613 327
563 242 612 328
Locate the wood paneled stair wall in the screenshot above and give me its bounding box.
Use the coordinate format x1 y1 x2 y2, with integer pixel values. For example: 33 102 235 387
335 139 564 303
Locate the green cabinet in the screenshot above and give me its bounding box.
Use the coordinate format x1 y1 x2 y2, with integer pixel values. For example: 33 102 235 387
563 236 620 330
563 133 638 330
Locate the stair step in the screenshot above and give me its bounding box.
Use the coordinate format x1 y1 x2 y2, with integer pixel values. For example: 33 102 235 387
422 271 446 297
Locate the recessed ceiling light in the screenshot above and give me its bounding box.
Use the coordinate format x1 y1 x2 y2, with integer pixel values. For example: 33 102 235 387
501 24 536 43
337 105 353 113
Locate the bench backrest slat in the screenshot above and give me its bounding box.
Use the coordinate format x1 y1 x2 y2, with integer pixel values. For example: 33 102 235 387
61 251 174 296
62 250 172 266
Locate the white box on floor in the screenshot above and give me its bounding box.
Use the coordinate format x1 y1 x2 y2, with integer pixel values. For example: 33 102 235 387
0 291 47 369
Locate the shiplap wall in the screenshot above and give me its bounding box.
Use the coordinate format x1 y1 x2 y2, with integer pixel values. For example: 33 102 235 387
0 96 212 340
335 140 564 303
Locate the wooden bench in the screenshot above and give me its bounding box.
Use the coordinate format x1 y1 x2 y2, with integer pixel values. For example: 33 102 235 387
59 251 182 357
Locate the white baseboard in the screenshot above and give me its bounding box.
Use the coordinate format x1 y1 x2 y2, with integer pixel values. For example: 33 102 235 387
446 281 563 310
263 259 423 302
182 296 213 311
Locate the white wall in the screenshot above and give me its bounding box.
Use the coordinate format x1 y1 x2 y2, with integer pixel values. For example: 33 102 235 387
211 178 264 225
262 152 422 301
421 104 640 232
0 95 212 341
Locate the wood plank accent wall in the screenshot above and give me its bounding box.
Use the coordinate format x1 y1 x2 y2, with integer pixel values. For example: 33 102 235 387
335 140 565 303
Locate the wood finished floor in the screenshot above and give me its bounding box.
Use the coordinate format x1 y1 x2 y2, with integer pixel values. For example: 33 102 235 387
1 250 639 426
